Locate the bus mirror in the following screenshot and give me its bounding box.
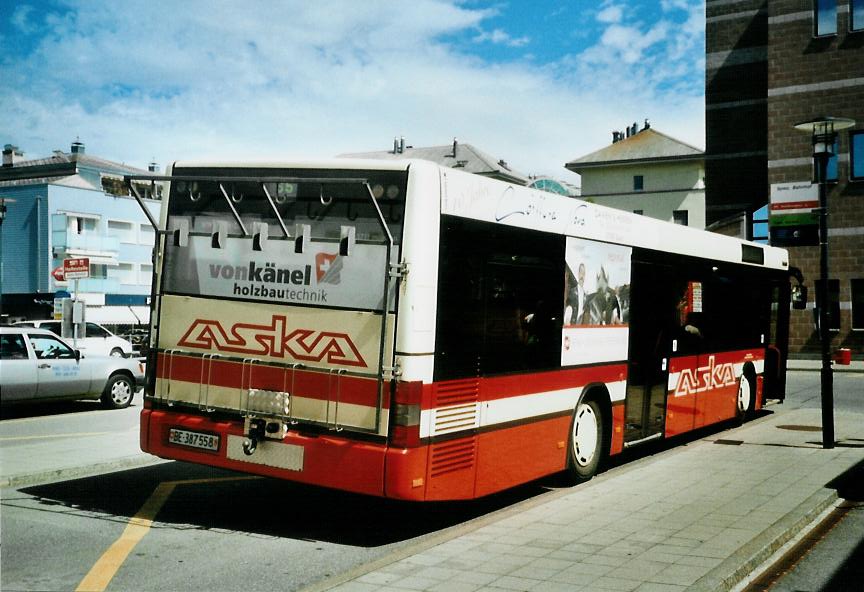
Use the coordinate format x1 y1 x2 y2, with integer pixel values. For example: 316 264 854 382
253 222 269 252
340 225 355 256
792 284 807 310
295 223 310 254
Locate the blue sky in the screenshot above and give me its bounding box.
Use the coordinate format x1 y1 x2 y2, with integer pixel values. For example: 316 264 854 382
0 0 705 182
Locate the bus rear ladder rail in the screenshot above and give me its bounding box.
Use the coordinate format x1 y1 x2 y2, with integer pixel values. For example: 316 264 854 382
198 353 221 412
282 363 304 425
160 349 181 406
326 368 346 432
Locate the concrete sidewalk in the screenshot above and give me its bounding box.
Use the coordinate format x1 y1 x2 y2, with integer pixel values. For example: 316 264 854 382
308 408 864 592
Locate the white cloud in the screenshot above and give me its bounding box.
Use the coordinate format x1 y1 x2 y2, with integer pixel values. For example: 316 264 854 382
11 5 36 34
473 28 530 47
0 0 705 182
597 5 624 24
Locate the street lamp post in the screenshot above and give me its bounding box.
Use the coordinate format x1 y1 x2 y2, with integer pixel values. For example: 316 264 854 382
793 116 856 450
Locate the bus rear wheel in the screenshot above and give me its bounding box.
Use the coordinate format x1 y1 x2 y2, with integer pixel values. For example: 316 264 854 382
567 398 604 481
736 373 755 422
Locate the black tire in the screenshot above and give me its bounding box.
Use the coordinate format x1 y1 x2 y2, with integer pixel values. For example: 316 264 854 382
101 374 134 409
566 398 605 482
735 372 755 422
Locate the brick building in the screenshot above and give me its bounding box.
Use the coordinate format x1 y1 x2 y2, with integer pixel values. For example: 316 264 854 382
706 0 864 357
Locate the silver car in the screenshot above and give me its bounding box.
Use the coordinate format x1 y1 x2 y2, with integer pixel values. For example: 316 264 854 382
0 327 145 409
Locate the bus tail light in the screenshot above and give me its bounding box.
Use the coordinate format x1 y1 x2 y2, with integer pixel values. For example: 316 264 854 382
390 381 423 448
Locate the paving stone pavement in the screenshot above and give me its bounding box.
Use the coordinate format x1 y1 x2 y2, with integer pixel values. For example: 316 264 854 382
309 408 864 592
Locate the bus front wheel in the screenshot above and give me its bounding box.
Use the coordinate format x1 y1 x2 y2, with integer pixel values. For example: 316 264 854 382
567 398 604 481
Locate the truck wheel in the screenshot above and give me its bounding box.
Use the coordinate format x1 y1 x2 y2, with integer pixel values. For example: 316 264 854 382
102 374 134 409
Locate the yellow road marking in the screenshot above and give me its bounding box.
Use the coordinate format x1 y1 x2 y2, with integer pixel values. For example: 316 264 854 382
0 432 113 442
75 476 260 592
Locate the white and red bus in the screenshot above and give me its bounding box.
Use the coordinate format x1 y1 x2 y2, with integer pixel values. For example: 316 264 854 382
131 159 794 501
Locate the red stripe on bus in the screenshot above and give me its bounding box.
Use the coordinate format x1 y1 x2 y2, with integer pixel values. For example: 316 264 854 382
156 352 382 408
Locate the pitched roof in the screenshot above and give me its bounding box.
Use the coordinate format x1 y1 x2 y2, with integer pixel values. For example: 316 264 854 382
340 140 528 185
0 149 149 186
565 128 703 172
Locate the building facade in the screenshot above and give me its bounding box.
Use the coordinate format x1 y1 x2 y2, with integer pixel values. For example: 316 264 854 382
0 142 161 326
706 0 864 356
565 126 706 229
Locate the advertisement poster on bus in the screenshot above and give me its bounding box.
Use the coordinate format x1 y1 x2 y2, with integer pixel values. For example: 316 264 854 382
562 238 631 366
161 233 395 311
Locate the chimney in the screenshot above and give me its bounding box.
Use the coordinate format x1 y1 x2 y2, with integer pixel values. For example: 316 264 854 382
643 118 651 130
71 140 85 154
399 136 405 154
452 137 458 157
631 122 638 136
148 161 160 173
393 137 399 154
612 131 620 143
3 144 24 167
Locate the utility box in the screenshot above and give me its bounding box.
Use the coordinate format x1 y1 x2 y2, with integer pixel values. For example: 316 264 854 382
60 298 86 340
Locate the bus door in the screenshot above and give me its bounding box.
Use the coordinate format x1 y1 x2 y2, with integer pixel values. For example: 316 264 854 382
624 261 677 446
763 280 790 402
665 280 705 435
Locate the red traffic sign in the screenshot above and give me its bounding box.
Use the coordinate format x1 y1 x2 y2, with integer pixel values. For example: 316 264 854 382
63 257 90 279
51 265 66 282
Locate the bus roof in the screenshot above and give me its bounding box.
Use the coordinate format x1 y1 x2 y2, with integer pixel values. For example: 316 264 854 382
163 158 788 272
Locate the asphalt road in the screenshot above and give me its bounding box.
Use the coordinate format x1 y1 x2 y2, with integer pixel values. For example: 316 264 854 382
1 371 861 592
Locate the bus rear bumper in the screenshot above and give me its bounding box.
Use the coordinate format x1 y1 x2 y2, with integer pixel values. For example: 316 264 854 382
141 408 387 497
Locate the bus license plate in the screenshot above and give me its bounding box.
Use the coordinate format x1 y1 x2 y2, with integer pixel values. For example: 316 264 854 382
168 429 220 451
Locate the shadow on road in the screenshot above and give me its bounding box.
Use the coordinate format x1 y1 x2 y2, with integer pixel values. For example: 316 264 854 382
15 461 548 547
0 400 114 420
9 408 777 548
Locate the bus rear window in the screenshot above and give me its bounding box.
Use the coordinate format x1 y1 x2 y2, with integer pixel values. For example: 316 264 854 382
167 167 407 244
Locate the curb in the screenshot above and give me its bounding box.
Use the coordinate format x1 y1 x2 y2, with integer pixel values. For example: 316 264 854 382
690 489 839 591
0 455 168 489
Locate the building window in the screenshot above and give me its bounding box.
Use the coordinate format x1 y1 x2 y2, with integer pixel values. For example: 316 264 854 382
815 279 841 331
814 0 837 36
90 264 108 279
108 220 136 243
852 0 864 31
72 216 97 235
139 223 156 245
109 263 136 285
752 204 769 243
673 210 689 226
140 263 153 285
851 131 864 180
852 279 864 330
633 175 644 191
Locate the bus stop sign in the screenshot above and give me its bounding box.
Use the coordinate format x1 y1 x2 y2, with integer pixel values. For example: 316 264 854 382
63 257 90 279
